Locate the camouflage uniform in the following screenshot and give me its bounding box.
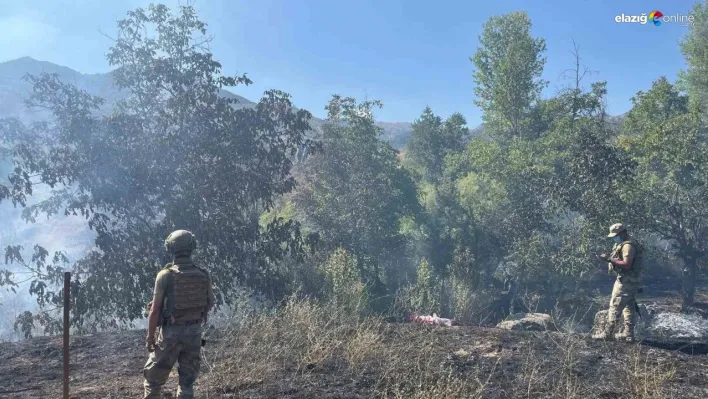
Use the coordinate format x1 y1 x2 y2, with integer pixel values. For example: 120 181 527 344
594 224 642 342
143 231 215 399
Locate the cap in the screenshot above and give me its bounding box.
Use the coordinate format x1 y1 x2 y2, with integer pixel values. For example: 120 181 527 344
607 223 627 237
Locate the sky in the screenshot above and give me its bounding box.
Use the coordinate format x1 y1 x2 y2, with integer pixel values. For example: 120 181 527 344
0 0 701 126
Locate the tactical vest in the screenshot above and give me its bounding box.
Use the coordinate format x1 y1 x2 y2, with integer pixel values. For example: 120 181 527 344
161 261 210 323
610 240 643 284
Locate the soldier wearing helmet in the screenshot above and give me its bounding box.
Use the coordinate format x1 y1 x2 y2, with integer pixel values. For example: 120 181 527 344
143 230 215 398
593 223 643 342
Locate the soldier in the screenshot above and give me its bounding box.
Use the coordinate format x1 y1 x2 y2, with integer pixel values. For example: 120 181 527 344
593 223 643 342
143 230 215 398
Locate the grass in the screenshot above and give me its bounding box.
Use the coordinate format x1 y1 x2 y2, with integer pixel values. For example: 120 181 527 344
192 292 683 398
625 345 677 399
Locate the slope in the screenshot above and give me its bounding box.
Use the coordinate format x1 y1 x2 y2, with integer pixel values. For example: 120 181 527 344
0 321 705 398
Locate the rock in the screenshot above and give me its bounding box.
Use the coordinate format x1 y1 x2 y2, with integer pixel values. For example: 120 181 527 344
497 312 553 331
591 304 708 341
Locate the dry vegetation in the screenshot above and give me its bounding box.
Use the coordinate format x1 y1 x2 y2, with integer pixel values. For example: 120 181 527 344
0 295 705 398
195 296 698 398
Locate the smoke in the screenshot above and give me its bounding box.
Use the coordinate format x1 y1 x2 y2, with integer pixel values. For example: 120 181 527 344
0 173 95 341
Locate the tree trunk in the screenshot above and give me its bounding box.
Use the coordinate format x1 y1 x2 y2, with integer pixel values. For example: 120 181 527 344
682 256 698 312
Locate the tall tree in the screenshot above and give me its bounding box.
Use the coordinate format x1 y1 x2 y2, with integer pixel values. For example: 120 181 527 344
405 107 467 184
452 43 630 305
471 11 548 139
293 95 421 303
0 4 315 329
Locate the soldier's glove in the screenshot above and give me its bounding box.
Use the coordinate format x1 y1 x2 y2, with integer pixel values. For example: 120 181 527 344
596 253 610 262
146 336 156 353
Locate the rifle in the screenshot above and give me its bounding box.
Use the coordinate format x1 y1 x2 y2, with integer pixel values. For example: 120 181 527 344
635 287 644 319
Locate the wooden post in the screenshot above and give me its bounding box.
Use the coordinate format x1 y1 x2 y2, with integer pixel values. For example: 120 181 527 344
63 272 70 399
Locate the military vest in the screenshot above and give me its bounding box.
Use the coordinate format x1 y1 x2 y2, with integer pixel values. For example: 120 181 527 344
610 239 643 284
161 261 210 323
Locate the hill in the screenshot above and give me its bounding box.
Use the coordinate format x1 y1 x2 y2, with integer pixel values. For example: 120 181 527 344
0 57 629 151
0 57 415 149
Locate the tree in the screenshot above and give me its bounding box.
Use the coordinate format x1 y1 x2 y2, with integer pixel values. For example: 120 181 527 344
293 95 421 306
405 107 467 184
450 42 634 311
678 1 708 117
471 11 548 139
0 4 316 329
619 77 708 310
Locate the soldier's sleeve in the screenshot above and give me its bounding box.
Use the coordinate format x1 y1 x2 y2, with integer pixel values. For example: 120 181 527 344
622 244 636 266
152 270 169 305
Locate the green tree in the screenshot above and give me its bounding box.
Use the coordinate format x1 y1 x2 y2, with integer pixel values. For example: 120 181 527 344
471 11 548 139
678 1 708 116
451 44 632 309
405 107 467 183
0 4 315 328
619 77 708 310
293 95 421 306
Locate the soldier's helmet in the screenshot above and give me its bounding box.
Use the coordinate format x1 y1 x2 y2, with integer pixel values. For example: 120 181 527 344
607 223 627 237
165 229 197 255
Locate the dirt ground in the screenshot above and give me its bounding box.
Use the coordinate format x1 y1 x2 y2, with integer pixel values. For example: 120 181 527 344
1 322 707 399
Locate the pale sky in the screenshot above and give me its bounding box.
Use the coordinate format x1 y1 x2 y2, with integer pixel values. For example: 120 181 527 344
0 0 699 124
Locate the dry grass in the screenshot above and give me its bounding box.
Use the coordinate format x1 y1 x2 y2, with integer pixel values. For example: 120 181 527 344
625 345 677 399
194 294 688 398
0 292 698 398
200 295 385 394
373 331 495 398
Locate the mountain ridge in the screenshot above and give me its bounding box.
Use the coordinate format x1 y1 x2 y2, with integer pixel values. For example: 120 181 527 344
0 57 417 149
0 56 628 150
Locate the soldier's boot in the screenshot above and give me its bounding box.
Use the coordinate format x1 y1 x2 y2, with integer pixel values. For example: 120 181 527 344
142 386 162 399
176 384 194 399
615 322 635 343
592 319 616 341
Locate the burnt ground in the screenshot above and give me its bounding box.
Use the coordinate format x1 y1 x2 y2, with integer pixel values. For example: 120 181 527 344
1 323 707 398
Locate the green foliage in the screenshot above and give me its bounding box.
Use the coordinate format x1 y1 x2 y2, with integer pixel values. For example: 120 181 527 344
293 95 422 303
411 258 440 313
542 81 636 224
3 4 708 331
405 107 467 183
0 3 316 328
454 40 634 304
321 248 368 315
395 258 443 316
618 76 708 309
623 77 689 134
471 11 548 138
679 1 708 116
448 273 475 324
